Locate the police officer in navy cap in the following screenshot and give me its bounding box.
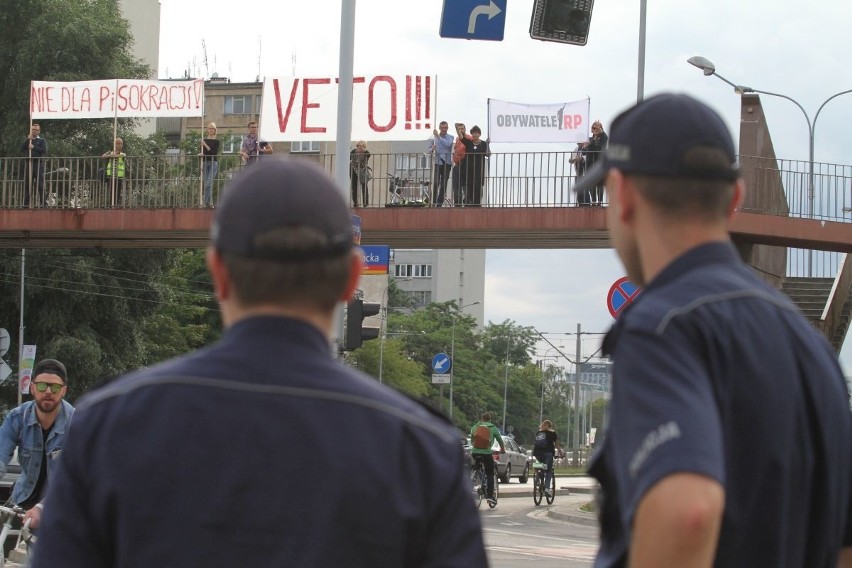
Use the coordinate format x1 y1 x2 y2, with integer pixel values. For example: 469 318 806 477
577 93 852 567
33 158 487 567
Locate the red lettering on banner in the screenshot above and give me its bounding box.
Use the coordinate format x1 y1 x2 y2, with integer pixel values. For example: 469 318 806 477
424 76 431 127
30 86 57 114
415 76 422 122
273 78 300 133
405 76 412 129
100 86 113 112
368 76 396 132
79 88 92 112
301 78 330 133
564 114 583 129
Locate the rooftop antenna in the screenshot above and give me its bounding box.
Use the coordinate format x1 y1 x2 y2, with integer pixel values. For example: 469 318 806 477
256 36 262 82
201 39 210 79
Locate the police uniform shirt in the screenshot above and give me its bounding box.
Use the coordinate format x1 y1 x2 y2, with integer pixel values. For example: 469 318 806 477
590 242 852 568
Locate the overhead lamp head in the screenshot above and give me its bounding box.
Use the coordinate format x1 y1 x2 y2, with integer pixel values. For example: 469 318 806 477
687 55 716 76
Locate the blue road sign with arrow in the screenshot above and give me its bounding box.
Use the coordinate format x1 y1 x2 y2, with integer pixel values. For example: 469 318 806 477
440 0 507 41
432 352 452 374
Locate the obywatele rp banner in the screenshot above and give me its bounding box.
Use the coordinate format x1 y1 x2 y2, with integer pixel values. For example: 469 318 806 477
30 79 204 119
260 75 436 142
487 98 590 143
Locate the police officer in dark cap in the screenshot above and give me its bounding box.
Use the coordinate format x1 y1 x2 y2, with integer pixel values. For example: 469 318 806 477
579 93 852 567
0 358 73 540
33 159 487 567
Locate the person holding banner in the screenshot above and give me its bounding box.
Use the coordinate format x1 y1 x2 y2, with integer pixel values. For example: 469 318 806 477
429 121 454 207
101 138 126 206
21 123 47 208
0 358 73 555
460 126 490 207
201 122 220 207
451 123 471 207
239 121 272 165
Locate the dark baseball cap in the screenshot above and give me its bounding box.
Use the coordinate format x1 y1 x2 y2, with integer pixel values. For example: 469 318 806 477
573 93 740 195
32 359 67 384
211 159 354 260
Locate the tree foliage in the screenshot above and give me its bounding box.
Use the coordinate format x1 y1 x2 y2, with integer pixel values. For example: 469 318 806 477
0 0 149 157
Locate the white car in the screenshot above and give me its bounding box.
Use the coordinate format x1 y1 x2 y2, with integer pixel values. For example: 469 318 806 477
494 436 531 484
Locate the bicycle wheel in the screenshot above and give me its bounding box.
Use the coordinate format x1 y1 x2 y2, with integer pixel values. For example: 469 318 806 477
533 470 544 506
546 472 556 505
470 466 484 509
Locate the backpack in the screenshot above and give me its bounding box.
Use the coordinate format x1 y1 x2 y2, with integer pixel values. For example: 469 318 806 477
472 423 492 450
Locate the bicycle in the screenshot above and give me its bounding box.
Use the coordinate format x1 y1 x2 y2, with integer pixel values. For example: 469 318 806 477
0 504 33 568
532 458 555 506
387 174 451 207
469 452 500 509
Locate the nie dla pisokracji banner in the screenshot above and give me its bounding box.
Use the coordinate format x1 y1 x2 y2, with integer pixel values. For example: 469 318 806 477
30 79 204 119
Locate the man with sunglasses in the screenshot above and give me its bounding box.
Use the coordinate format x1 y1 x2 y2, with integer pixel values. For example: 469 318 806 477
0 359 73 542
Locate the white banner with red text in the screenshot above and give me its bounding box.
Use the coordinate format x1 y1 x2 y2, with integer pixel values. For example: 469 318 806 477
487 98 590 143
30 79 204 119
260 75 437 142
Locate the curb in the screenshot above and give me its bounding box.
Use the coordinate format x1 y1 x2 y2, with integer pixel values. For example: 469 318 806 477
546 506 599 527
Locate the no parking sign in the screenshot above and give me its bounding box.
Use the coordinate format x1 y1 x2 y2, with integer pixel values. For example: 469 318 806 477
606 277 641 319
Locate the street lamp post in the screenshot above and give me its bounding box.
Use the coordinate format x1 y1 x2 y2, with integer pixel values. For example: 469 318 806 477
538 347 564 425
687 55 852 275
502 333 511 433
449 301 480 421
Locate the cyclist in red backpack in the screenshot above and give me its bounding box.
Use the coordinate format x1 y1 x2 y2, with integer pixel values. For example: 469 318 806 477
469 412 505 505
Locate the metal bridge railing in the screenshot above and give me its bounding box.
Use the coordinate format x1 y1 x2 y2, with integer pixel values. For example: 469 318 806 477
0 152 849 222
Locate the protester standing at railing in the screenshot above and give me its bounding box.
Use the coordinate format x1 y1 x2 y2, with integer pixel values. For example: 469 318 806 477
578 120 608 206
570 142 589 206
429 121 454 207
239 120 272 166
451 123 471 207
21 123 47 207
200 122 220 207
349 140 371 207
460 125 490 207
101 138 126 206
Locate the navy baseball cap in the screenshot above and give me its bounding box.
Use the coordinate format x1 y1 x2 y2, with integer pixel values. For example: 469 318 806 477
211 159 354 260
573 93 740 195
32 359 67 384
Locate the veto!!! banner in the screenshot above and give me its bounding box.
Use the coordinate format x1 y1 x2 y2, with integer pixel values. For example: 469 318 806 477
260 74 437 142
487 98 590 143
30 79 204 119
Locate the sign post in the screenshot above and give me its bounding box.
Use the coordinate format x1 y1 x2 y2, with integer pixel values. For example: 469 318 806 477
440 0 507 41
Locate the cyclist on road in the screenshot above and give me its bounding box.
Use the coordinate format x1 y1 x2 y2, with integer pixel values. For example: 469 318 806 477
470 412 505 506
533 419 563 498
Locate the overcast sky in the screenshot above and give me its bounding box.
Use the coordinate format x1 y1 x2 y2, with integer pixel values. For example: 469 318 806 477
158 0 852 374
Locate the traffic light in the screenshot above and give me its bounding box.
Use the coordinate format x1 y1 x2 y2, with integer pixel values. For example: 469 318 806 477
529 0 595 46
344 299 381 351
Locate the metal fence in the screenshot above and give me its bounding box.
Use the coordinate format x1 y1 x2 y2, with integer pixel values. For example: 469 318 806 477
1 151 849 277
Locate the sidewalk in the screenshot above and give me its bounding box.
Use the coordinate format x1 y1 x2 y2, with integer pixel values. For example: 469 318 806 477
497 474 598 526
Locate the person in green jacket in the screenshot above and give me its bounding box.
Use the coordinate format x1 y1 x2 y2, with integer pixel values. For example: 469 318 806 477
469 412 505 505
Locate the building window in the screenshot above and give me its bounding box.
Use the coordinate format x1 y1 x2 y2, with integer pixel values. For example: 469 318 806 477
221 134 243 154
403 291 432 308
290 141 321 153
224 95 252 115
394 264 432 278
